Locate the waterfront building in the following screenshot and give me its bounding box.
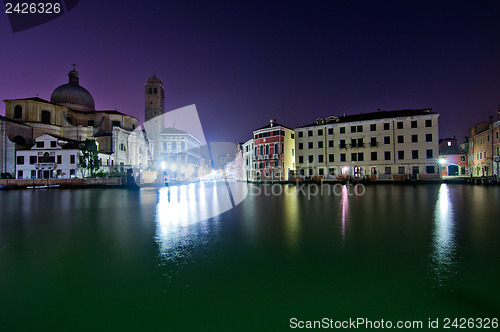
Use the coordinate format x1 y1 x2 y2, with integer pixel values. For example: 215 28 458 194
438 138 468 176
159 127 203 181
242 138 254 181
293 109 440 180
15 134 80 179
468 108 500 177
253 119 295 181
1 68 148 177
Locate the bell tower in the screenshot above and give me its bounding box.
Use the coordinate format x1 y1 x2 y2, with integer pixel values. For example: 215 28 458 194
145 75 164 122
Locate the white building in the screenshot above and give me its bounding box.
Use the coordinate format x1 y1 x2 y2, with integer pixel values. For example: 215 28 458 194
15 134 80 179
294 109 440 180
242 138 254 181
159 127 204 180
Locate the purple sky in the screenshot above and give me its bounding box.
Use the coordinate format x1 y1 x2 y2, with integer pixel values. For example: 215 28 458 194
1 1 499 143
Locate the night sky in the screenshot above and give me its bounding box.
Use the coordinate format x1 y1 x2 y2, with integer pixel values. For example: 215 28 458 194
1 1 499 143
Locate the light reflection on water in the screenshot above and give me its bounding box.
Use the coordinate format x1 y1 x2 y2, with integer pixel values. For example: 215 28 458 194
340 185 349 243
154 182 247 267
431 184 457 286
283 185 300 249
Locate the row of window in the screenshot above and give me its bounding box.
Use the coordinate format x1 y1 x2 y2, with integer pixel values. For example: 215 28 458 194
471 151 489 161
297 134 434 150
297 120 433 137
255 161 282 169
255 143 285 155
297 165 436 176
297 149 434 164
471 132 500 147
17 169 76 179
17 154 76 165
35 141 57 148
254 130 288 139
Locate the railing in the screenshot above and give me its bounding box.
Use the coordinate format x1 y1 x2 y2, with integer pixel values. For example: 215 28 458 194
35 163 55 169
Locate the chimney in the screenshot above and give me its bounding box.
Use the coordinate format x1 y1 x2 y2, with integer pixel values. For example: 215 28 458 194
270 119 276 127
498 105 500 120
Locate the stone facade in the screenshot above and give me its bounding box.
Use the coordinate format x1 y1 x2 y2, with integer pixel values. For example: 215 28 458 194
294 109 440 180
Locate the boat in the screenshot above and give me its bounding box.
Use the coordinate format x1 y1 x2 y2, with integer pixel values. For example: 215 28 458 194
26 185 60 189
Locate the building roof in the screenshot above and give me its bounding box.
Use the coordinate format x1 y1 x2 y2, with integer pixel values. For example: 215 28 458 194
95 110 128 116
299 108 436 128
254 121 293 131
0 115 32 127
147 75 163 84
3 97 55 104
161 127 188 135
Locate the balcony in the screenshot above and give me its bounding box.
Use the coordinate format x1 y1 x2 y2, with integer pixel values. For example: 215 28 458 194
35 163 55 170
272 154 279 159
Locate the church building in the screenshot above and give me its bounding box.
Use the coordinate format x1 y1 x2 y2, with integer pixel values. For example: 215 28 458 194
1 67 147 178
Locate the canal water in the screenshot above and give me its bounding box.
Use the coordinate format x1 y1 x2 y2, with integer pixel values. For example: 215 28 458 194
0 183 499 331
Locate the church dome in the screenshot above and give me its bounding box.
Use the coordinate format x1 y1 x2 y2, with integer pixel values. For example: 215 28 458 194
50 69 95 112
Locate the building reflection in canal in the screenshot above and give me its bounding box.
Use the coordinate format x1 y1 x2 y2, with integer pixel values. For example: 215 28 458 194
431 184 457 286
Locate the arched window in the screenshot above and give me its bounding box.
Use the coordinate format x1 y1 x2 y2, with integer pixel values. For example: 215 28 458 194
14 105 22 119
41 110 51 124
42 152 50 163
265 145 269 155
171 142 177 151
154 88 157 94
260 146 263 155
12 136 26 145
148 88 152 94
274 143 279 154
180 142 185 151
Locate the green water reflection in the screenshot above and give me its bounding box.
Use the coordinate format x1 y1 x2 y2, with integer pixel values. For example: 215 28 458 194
0 183 499 331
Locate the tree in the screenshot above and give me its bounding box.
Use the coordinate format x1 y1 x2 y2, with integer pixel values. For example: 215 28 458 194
80 139 100 177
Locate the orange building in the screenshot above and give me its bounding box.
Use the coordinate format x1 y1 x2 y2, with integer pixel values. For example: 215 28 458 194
468 108 500 177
